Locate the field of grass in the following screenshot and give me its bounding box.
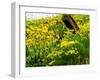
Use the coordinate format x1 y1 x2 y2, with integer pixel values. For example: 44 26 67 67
26 14 90 67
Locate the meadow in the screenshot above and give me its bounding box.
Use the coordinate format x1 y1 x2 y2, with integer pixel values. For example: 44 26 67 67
26 14 90 67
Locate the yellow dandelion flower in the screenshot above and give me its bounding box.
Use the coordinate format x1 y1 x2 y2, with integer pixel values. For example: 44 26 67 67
46 35 53 40
29 31 34 36
42 26 48 33
26 39 33 45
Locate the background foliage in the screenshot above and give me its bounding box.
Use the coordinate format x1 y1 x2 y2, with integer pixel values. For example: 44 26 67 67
26 14 90 67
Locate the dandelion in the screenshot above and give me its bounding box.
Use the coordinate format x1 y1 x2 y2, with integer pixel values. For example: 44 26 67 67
42 25 48 33
26 39 33 45
29 31 34 36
